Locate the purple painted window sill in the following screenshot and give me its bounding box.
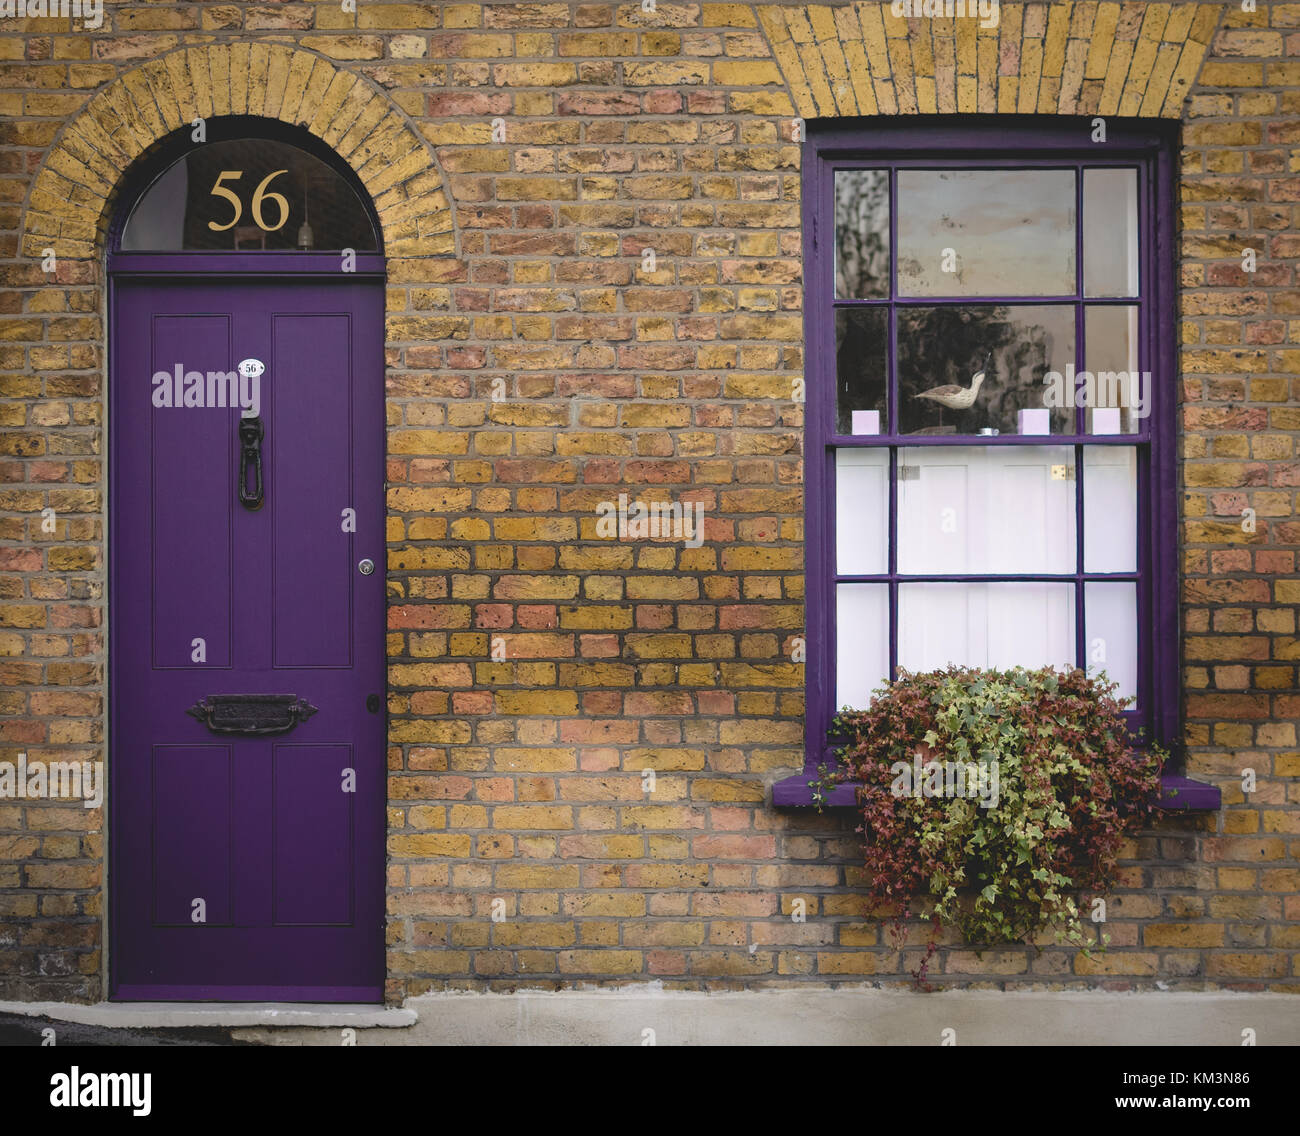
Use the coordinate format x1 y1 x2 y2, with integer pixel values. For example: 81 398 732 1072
772 771 1220 811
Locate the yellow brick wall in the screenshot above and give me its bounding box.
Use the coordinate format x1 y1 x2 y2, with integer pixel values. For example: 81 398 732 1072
2 1 1298 1001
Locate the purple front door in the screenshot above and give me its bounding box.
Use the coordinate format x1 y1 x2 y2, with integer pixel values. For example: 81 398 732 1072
110 275 386 1001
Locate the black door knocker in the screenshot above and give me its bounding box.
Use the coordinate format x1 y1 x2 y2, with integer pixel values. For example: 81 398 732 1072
238 413 264 510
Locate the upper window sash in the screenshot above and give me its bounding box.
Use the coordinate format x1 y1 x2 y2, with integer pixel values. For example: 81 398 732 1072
823 157 1154 446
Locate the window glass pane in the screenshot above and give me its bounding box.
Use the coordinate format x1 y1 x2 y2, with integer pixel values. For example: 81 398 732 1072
898 446 1076 574
835 307 888 435
835 169 890 299
897 305 1074 436
1084 447 1137 572
836 449 888 575
836 584 889 709
121 137 380 252
1084 305 1142 434
1085 582 1138 704
897 169 1076 297
1084 168 1139 298
898 582 1076 674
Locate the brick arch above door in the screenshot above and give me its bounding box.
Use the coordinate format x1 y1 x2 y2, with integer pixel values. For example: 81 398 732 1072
758 1 1224 119
21 43 455 263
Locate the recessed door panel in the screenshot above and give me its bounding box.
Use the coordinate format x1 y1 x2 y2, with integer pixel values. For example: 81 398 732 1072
151 315 234 669
272 313 354 670
152 745 233 926
272 744 354 926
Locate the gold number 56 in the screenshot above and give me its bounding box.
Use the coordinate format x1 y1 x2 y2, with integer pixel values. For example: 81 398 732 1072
207 169 290 233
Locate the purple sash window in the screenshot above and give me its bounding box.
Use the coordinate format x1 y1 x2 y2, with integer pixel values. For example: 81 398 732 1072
779 120 1181 807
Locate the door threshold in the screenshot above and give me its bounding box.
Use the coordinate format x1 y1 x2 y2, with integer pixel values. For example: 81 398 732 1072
0 1000 416 1029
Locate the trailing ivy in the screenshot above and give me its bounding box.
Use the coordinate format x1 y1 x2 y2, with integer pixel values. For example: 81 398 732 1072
828 666 1164 979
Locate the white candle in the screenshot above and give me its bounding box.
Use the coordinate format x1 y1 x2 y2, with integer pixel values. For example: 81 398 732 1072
1017 408 1051 435
851 410 880 435
1091 407 1122 434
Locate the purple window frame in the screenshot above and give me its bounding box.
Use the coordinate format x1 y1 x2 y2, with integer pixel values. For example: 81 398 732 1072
774 118 1217 811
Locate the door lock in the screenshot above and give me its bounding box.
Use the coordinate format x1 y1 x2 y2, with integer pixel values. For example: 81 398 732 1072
358 558 375 575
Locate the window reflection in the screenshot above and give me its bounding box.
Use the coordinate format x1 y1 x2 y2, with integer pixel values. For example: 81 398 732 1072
896 305 1075 436
897 169 1076 297
1085 305 1142 433
835 169 890 299
1084 168 1139 297
835 306 889 435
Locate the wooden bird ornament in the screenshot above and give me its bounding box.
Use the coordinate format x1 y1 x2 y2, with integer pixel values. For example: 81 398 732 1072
914 349 993 413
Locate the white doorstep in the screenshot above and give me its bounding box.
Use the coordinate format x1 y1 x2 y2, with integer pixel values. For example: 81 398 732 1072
0 1000 416 1029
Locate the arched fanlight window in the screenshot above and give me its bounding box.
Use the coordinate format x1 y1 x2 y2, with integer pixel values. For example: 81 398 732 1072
120 133 380 253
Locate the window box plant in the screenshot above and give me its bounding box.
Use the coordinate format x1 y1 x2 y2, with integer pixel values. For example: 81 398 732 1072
817 665 1164 983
